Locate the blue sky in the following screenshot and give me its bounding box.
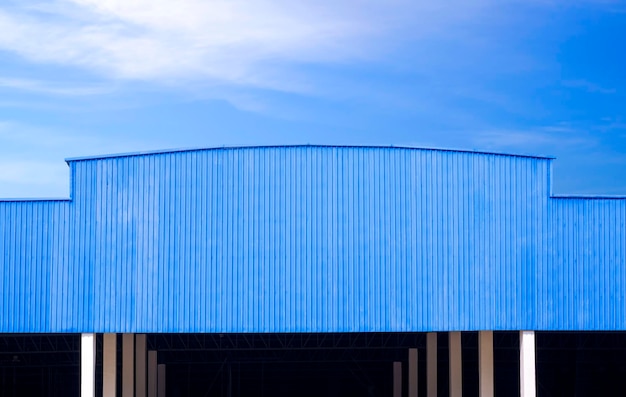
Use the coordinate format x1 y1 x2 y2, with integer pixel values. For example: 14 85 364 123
0 0 625 197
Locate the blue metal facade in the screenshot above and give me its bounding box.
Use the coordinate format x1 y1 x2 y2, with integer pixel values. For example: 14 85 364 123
0 146 624 333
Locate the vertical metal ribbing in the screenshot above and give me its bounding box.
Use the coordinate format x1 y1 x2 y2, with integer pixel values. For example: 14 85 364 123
3 147 625 334
548 198 626 329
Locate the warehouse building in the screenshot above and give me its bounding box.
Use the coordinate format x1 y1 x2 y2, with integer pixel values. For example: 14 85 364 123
1 145 625 396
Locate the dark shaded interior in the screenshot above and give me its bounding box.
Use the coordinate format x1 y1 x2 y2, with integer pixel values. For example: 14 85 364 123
0 334 80 397
1 332 626 396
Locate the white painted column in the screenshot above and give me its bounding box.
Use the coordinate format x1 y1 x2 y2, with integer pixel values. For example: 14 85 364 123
409 348 418 397
393 361 402 397
136 334 147 397
520 331 536 397
479 331 494 397
157 364 166 397
427 332 437 397
81 333 96 397
449 332 462 397
103 334 117 397
148 350 158 397
122 334 134 397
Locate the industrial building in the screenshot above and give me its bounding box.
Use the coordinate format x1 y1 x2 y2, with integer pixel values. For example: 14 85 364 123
1 145 625 396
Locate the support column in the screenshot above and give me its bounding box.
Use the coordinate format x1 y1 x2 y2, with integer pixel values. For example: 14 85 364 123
148 350 158 397
103 334 117 397
449 332 462 397
479 331 494 397
393 361 402 397
136 334 147 397
427 332 437 397
157 364 166 397
81 333 96 397
520 331 536 397
122 334 134 397
409 348 418 397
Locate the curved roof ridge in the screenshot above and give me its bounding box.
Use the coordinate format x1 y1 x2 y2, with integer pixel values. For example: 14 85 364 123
64 144 555 163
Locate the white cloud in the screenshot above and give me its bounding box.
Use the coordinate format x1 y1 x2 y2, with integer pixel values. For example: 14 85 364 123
0 165 68 198
0 120 172 156
0 160 67 186
0 0 491 92
0 119 176 197
472 126 595 149
0 77 114 96
561 79 616 94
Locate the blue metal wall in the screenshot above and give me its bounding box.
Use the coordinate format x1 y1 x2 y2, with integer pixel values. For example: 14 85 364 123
540 198 626 330
0 146 624 333
0 200 70 331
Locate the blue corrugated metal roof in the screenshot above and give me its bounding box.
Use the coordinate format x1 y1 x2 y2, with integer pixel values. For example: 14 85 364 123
1 146 624 333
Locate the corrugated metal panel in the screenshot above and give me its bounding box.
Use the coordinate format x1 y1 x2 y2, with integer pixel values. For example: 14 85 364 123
2 146 624 333
0 200 70 332
540 198 626 330
65 146 550 332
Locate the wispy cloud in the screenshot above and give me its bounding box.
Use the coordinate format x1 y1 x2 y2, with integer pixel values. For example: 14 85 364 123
0 77 114 96
561 79 617 94
0 120 171 156
0 119 174 197
0 0 493 93
0 124 71 197
472 125 596 150
0 160 68 188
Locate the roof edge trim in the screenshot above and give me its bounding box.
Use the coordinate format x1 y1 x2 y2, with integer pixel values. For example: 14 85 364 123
0 198 71 202
64 144 555 163
550 195 626 200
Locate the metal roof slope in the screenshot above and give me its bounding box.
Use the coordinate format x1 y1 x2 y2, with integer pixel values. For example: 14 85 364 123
64 144 555 163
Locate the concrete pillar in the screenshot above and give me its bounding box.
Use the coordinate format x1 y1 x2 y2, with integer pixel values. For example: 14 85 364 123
409 348 418 397
136 334 147 397
520 331 536 397
81 333 96 397
479 331 494 397
157 364 166 397
393 361 402 397
103 334 117 397
449 332 462 397
122 334 134 397
427 332 437 397
148 350 158 397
